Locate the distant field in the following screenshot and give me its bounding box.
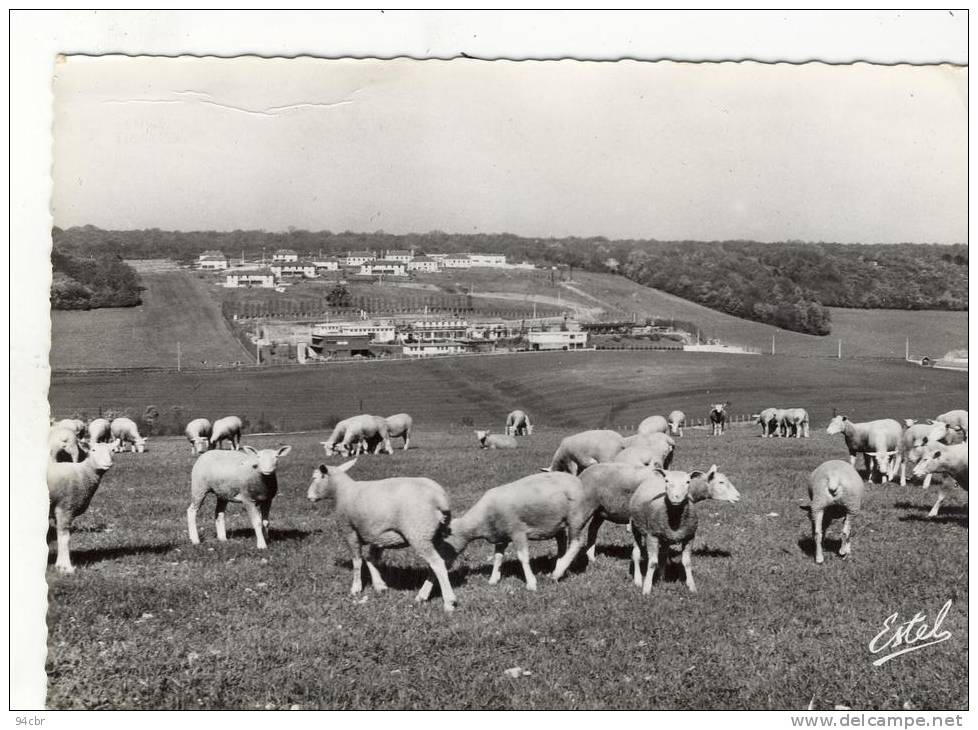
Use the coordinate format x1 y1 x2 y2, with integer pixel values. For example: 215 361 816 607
49 350 967 433
50 271 249 369
45 426 967 709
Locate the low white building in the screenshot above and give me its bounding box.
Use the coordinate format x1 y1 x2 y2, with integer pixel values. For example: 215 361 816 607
442 254 471 269
527 330 589 351
384 249 413 263
198 252 229 270
312 321 397 343
402 341 467 357
344 251 374 267
313 259 340 273
467 253 507 267
272 249 299 262
226 270 276 288
271 262 316 278
407 255 440 273
359 260 407 276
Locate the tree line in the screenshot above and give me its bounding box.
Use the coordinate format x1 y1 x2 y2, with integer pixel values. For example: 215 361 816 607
52 226 967 334
50 248 144 310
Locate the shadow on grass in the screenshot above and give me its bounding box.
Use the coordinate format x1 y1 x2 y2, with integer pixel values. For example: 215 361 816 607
797 535 844 559
334 558 475 592
899 513 968 528
49 541 177 567
225 527 314 543
894 501 968 515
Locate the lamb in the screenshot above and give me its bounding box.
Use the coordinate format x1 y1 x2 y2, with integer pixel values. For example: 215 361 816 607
210 416 243 451
913 443 969 518
337 414 393 456
385 413 413 450
667 410 686 438
546 429 626 475
505 409 532 436
476 429 518 449
614 432 675 469
87 418 112 445
826 414 903 483
48 425 82 463
709 402 729 436
752 408 781 438
781 408 811 439
899 420 936 488
110 417 147 453
420 471 590 593
807 460 865 564
628 469 697 593
187 444 292 549
307 459 457 612
47 442 114 573
637 415 669 435
185 418 213 455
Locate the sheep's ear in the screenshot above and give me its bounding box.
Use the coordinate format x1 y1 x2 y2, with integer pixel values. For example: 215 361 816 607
653 468 667 479
276 445 292 458
241 445 259 456
707 464 718 480
688 470 704 480
317 464 328 476
927 419 936 424
337 458 357 473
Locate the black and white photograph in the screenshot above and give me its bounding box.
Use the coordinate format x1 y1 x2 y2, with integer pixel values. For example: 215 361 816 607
9 10 970 717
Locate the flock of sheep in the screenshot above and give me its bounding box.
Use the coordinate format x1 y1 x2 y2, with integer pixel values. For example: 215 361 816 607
46 404 967 610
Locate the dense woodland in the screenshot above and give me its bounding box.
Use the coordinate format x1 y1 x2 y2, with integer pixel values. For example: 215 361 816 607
50 249 144 310
52 226 967 334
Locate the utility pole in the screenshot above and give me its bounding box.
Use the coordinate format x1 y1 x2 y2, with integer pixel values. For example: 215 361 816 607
177 341 181 371
771 334 775 356
838 339 842 359
905 336 910 361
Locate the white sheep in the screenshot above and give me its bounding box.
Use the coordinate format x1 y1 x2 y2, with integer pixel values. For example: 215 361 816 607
931 409 968 440
185 418 213 456
187 444 292 549
638 415 669 435
578 462 660 561
913 443 968 518
807 460 865 564
48 425 82 463
87 418 112 445
321 417 354 455
925 411 968 448
110 417 147 453
546 429 626 475
423 471 590 592
385 413 413 450
899 420 935 488
826 414 903 483
667 410 686 438
781 408 811 438
47 442 114 573
505 409 532 436
475 429 518 449
53 418 87 439
307 459 458 612
752 408 780 438
210 416 243 451
614 432 675 469
628 469 697 593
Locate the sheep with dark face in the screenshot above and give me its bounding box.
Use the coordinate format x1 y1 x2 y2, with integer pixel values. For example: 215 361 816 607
709 403 729 436
307 459 457 612
187 445 292 549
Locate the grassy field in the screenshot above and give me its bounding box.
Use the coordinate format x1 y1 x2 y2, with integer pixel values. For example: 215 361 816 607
45 423 968 710
50 271 249 369
49 351 967 435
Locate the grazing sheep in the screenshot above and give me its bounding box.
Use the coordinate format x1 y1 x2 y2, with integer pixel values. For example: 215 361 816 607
667 410 686 438
385 413 413 450
337 414 393 456
210 416 243 451
913 443 969 518
47 442 114 573
614 432 675 469
807 460 865 564
505 409 532 436
925 412 968 449
321 417 354 455
424 471 590 592
110 417 147 453
781 408 811 439
48 425 82 463
187 444 292 549
709 402 729 436
185 418 213 456
476 430 518 449
628 469 697 593
826 414 902 483
547 429 626 475
752 408 780 438
87 418 112 445
307 459 457 612
899 420 935 488
638 415 669 435
931 410 969 441
53 418 87 439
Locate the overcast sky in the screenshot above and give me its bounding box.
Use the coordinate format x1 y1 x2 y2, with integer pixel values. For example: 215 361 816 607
52 56 966 244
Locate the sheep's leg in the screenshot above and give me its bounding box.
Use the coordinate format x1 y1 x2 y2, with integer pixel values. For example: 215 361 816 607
928 488 946 518
53 507 75 574
552 530 584 582
922 473 933 489
631 526 646 588
214 498 228 542
681 540 697 593
413 544 457 612
887 453 902 484
585 515 604 562
900 461 908 487
513 534 537 591
488 542 509 585
402 433 410 450
642 537 660 595
364 545 387 593
187 488 208 545
554 530 567 559
812 509 825 565
838 515 853 558
345 533 364 595
242 500 267 550
259 500 271 544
